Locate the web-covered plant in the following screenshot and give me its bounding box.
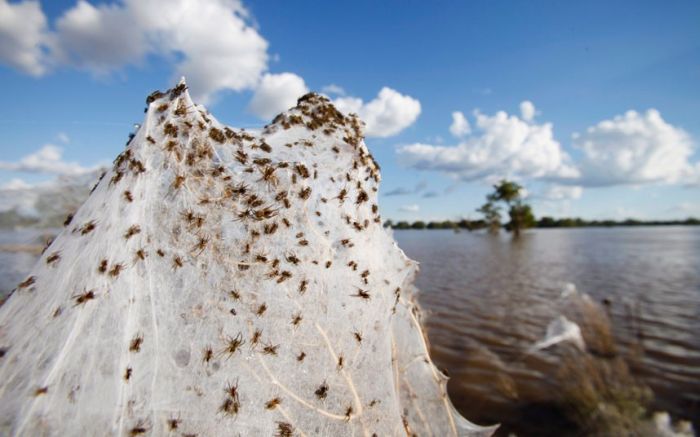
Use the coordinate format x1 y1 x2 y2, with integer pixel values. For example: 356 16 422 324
0 81 495 436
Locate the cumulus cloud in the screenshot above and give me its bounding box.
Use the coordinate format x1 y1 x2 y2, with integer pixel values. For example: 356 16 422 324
0 0 269 102
0 144 99 176
1 178 32 190
0 0 50 76
334 87 421 138
449 111 470 138
399 204 420 213
398 102 578 183
574 109 696 186
541 184 583 200
248 72 308 119
520 100 536 121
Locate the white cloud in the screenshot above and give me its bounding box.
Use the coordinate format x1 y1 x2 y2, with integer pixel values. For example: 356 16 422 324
1 178 32 190
542 184 583 200
0 0 269 102
0 144 99 176
334 87 421 138
449 111 470 138
0 0 50 76
574 109 696 186
398 104 578 182
53 0 148 73
399 204 420 213
520 100 536 121
321 84 345 96
248 72 308 119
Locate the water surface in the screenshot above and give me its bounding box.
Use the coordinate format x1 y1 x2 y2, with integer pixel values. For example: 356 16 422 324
395 227 700 434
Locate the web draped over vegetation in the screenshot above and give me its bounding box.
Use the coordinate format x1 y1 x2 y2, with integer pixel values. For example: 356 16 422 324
0 81 495 436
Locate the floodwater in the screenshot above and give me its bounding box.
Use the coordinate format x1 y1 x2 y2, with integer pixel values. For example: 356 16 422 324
2 227 699 434
394 227 700 435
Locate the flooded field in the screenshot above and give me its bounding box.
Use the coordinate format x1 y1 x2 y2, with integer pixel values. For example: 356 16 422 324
395 227 700 435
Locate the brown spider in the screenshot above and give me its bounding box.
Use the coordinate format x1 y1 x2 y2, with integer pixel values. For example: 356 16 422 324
129 334 144 352
315 382 328 400
203 346 214 363
276 422 294 437
124 225 141 239
277 271 292 283
222 333 245 357
220 396 240 417
225 380 240 401
352 289 371 300
354 331 363 343
167 417 181 431
109 263 124 277
262 343 279 355
34 386 48 396
46 252 60 265
73 289 96 306
80 220 96 235
295 164 310 178
356 190 369 204
298 187 312 200
172 174 186 190
172 256 183 269
265 397 282 409
251 328 262 348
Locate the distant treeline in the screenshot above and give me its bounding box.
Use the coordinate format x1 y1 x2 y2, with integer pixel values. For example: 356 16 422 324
384 217 700 230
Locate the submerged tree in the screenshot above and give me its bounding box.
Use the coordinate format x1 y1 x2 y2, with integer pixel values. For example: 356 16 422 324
479 180 535 237
477 201 502 234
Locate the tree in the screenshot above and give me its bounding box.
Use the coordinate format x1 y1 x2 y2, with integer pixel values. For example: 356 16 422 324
411 221 426 229
507 202 536 237
477 201 501 234
479 179 535 237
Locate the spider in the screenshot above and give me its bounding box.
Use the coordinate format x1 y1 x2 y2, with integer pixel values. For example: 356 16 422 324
352 289 371 300
129 334 144 352
46 252 60 265
265 397 281 409
124 225 141 240
109 263 124 277
262 343 278 355
222 333 245 357
314 382 328 400
353 331 363 343
73 289 96 306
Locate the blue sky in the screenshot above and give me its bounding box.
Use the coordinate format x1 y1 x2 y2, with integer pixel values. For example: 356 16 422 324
0 0 698 221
